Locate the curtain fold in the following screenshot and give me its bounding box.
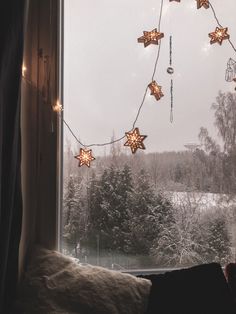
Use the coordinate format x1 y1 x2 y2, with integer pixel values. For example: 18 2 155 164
0 1 25 312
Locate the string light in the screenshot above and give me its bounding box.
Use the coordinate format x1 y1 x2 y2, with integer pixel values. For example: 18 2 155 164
209 27 230 45
208 2 236 53
124 127 147 154
60 0 165 157
22 0 236 168
137 29 164 47
196 0 209 9
148 81 164 101
74 148 95 167
22 64 27 77
53 100 63 112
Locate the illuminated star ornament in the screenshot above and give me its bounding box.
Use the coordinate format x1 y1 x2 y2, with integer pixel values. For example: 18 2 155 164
53 101 63 112
196 0 209 9
148 81 164 101
138 29 164 48
209 27 230 45
74 148 95 167
124 128 147 154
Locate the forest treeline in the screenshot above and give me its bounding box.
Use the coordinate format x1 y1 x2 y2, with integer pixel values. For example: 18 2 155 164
65 92 236 195
63 165 233 268
63 91 236 268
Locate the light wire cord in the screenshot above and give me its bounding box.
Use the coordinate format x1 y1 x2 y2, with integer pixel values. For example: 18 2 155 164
24 0 236 149
62 0 164 149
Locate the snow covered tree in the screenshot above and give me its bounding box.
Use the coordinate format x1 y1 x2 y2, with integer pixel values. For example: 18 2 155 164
199 92 236 194
128 169 174 256
203 210 232 265
63 175 86 257
87 165 133 253
151 193 204 267
86 172 103 249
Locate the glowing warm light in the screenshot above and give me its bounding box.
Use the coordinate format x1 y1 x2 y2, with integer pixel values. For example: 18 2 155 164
53 101 63 112
124 127 147 154
22 64 27 76
196 0 209 9
138 29 164 48
209 27 230 45
74 148 95 167
148 81 164 101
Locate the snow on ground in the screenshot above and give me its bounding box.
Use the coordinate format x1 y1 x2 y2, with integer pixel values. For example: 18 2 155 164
167 191 236 212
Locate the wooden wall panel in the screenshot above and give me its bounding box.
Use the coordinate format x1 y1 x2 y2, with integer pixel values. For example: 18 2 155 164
19 0 60 275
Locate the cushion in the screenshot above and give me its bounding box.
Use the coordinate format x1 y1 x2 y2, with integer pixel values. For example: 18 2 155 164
15 247 151 314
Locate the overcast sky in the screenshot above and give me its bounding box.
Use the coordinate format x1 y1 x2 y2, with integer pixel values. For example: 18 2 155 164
64 0 236 155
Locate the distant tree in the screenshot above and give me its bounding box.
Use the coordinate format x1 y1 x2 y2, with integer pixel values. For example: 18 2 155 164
213 92 236 153
64 138 75 178
63 175 86 257
128 169 174 256
147 153 162 189
86 172 103 249
199 92 236 194
203 210 232 265
87 165 133 253
109 131 122 167
117 165 134 251
199 127 220 154
151 193 205 267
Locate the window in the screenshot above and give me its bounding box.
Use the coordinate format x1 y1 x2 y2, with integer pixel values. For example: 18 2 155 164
61 0 236 271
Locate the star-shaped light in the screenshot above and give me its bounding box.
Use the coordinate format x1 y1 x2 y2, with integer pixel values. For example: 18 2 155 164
138 28 164 48
124 128 147 154
74 148 95 167
196 0 209 9
209 27 230 45
148 81 164 101
53 101 63 112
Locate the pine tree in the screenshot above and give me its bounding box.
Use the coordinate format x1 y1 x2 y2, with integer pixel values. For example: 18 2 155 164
128 168 174 256
63 175 85 257
86 172 103 249
113 164 133 252
87 165 133 253
151 193 206 267
98 166 120 251
204 211 231 265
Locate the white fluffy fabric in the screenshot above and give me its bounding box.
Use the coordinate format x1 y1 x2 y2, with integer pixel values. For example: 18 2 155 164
16 248 151 314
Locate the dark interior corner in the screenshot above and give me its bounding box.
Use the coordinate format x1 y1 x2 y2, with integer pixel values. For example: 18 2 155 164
0 0 60 312
19 0 60 277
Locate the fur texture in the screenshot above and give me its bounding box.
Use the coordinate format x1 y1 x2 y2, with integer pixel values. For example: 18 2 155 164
15 248 151 314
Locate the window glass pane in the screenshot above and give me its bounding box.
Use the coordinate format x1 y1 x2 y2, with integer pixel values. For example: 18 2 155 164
62 0 236 270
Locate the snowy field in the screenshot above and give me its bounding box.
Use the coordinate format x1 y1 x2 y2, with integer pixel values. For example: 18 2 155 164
169 192 236 212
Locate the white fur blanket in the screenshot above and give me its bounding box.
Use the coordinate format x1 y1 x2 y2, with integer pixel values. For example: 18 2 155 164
15 248 151 314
